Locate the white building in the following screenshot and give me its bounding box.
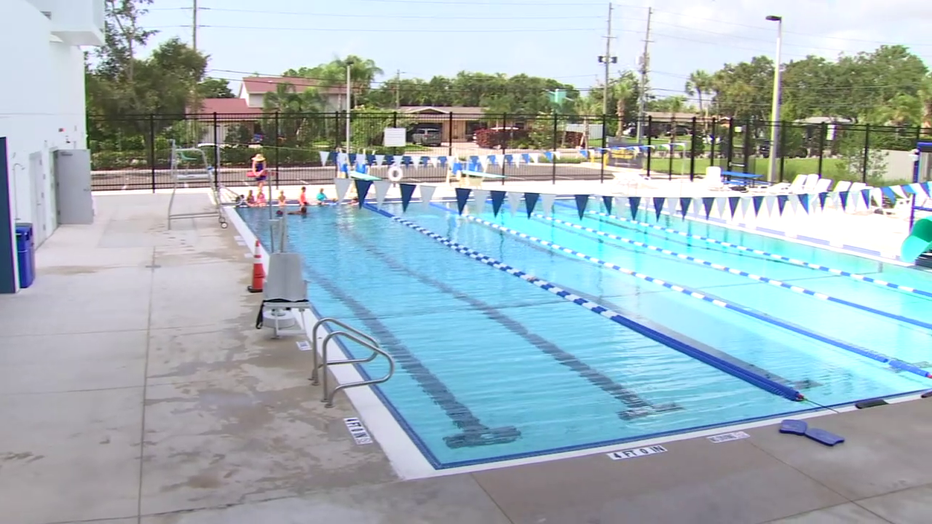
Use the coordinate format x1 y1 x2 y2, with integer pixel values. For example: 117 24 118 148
0 0 103 292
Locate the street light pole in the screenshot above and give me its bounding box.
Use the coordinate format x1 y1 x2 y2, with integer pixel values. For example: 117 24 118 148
766 15 783 183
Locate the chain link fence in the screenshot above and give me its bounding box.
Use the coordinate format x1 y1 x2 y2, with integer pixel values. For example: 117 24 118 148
88 111 931 191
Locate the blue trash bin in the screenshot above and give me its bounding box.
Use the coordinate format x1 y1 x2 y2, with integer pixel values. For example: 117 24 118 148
15 223 35 289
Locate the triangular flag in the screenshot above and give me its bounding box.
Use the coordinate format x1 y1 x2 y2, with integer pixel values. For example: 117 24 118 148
715 197 728 218
507 192 522 217
765 195 776 217
602 195 614 215
575 194 590 219
653 197 666 220
798 193 810 214
455 187 471 215
817 192 829 210
909 183 925 197
702 197 715 219
776 194 789 215
629 196 641 220
491 190 507 217
373 180 391 209
752 195 764 217
472 189 489 215
789 195 799 215
334 177 353 203
355 179 373 208
739 197 751 219
319 151 330 167
728 196 741 218
399 183 416 212
880 186 897 203
419 184 436 210
901 184 916 195
540 193 556 214
525 193 540 217
679 197 692 218
613 197 626 216
922 181 932 197
374 154 385 167
839 191 850 211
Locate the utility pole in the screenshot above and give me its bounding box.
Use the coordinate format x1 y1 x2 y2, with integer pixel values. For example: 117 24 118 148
192 0 198 52
597 3 616 116
636 7 653 144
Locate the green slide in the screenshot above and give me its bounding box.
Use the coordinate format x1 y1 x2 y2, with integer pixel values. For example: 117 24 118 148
901 216 932 262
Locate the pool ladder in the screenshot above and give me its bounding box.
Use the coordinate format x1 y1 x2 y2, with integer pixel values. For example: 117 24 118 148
310 318 396 408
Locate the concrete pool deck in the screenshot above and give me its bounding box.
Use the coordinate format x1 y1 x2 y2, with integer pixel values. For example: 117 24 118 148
0 191 929 524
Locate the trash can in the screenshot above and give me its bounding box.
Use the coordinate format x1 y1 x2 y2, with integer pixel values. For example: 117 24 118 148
15 223 35 289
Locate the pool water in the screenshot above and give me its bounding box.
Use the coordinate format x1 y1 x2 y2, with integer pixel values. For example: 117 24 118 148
239 199 932 468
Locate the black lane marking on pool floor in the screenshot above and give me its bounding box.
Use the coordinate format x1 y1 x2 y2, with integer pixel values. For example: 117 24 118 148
459 213 823 392
345 223 677 421
300 262 520 450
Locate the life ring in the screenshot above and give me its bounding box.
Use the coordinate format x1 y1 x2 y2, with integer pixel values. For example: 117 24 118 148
387 164 404 182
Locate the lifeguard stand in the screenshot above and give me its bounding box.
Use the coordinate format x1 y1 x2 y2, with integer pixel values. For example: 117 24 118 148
167 140 227 230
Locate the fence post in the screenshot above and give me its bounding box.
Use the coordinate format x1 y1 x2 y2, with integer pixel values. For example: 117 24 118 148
646 115 653 177
501 112 507 185
709 117 717 167
778 120 787 182
726 117 735 170
742 119 752 174
551 112 557 185
600 113 607 183
148 114 156 193
212 112 219 183
862 123 871 183
274 111 281 189
817 122 826 176
448 111 454 157
689 116 697 181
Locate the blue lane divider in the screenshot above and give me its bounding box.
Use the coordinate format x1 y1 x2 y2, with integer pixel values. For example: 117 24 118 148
565 203 932 300
533 213 932 332
365 204 805 402
457 211 932 380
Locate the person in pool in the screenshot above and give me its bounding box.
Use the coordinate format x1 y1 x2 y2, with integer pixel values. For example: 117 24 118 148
255 191 267 206
316 187 328 205
245 190 256 206
277 190 287 207
250 153 268 193
288 204 308 216
298 187 309 207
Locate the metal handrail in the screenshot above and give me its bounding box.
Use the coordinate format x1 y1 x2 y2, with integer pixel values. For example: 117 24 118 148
310 318 378 384
319 331 395 407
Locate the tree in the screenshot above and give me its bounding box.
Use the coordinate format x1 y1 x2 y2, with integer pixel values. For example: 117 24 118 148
685 70 713 120
709 56 774 121
98 0 156 82
612 77 637 138
918 74 932 128
197 78 234 99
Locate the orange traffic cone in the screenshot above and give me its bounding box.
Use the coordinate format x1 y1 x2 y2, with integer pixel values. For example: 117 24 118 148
247 240 265 293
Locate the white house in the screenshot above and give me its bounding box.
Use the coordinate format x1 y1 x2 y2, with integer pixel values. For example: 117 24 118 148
0 0 103 292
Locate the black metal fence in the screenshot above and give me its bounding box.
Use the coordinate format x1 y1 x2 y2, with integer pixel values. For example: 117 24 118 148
88 111 932 191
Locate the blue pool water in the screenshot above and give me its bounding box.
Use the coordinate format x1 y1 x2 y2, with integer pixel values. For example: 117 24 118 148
239 199 932 468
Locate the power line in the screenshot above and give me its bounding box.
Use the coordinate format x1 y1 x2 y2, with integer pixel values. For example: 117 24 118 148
196 7 601 20
162 24 600 34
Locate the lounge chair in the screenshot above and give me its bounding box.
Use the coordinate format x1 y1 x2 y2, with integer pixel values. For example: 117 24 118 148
812 178 833 194
704 166 730 192
255 253 311 338
764 174 807 194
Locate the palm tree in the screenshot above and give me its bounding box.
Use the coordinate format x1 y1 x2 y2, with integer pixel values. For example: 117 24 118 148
576 96 602 148
612 78 636 138
685 70 714 124
918 74 932 128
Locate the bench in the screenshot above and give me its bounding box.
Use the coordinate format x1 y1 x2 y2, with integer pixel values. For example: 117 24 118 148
721 171 765 188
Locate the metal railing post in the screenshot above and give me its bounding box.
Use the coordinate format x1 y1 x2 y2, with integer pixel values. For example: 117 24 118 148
862 123 871 183
148 114 156 193
709 117 717 167
646 115 653 177
817 122 826 176
551 112 557 184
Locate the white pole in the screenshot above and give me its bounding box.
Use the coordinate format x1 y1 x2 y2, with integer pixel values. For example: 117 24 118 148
346 63 352 155
767 16 783 183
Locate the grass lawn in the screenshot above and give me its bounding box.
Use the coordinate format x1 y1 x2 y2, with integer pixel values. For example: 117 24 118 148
653 157 901 184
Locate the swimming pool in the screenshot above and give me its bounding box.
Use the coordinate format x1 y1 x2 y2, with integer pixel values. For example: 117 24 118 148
238 197 932 469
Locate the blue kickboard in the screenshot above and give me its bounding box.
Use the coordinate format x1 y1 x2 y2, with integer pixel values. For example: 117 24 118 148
779 419 808 435
805 427 845 446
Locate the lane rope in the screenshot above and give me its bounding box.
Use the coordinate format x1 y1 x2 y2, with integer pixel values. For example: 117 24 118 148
365 205 805 402
455 211 932 380
531 213 932 332
555 203 932 300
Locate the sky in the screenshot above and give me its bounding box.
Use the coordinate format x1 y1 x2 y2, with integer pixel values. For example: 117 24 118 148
140 0 932 104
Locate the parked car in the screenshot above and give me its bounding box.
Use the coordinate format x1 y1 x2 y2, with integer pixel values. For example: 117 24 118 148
411 128 442 147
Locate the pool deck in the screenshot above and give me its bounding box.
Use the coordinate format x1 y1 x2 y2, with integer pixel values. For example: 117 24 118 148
1 191 931 524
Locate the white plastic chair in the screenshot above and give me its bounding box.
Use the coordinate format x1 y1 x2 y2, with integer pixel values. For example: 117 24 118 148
766 174 807 194
704 166 729 191
812 178 833 194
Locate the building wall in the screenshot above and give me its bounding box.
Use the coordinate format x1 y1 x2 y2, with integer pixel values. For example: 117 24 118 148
0 0 94 290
